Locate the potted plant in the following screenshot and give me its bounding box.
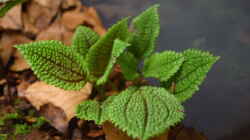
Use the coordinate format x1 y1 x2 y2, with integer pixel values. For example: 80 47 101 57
16 4 219 140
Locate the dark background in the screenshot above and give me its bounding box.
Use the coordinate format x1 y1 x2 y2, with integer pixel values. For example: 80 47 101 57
85 0 250 140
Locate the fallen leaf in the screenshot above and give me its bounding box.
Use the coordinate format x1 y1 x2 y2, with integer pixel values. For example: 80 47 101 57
61 8 86 31
0 79 6 85
0 5 22 30
17 80 31 97
103 122 168 140
62 0 81 10
0 33 31 66
169 124 207 140
10 51 30 71
22 0 62 35
61 6 106 35
36 18 74 45
82 7 106 36
87 129 105 138
22 129 50 140
22 82 92 132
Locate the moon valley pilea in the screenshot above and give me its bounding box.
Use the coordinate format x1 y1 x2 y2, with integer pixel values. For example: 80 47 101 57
16 4 219 140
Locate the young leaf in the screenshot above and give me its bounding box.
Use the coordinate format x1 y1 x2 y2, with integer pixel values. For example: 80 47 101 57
0 0 27 17
118 52 140 81
97 39 130 85
164 49 219 102
86 18 129 80
76 96 116 125
16 40 87 90
72 26 99 57
143 51 184 82
128 4 160 59
76 100 101 124
107 86 184 140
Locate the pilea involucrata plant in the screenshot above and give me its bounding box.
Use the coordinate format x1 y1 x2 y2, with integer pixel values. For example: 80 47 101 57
15 4 219 140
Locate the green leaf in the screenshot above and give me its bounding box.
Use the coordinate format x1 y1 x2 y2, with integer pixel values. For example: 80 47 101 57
16 40 87 90
72 26 99 57
118 51 140 81
107 86 184 140
32 117 47 128
0 113 20 126
0 134 8 140
164 49 219 102
14 124 31 135
76 95 116 125
0 0 27 17
86 18 129 80
97 39 130 85
76 100 101 124
128 4 160 59
143 51 184 82
99 95 116 124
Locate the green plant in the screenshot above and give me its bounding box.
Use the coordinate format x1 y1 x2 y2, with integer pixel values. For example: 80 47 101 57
0 0 27 17
16 4 219 140
0 134 7 140
0 112 47 139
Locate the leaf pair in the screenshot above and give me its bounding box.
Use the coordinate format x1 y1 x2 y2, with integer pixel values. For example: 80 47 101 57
76 86 184 140
163 49 220 102
142 49 219 102
118 4 160 81
16 18 130 90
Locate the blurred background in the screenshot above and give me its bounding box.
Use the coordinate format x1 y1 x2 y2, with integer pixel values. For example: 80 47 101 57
85 0 250 140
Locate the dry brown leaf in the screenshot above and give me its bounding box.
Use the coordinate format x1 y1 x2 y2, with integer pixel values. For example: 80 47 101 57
103 122 169 140
61 8 86 31
82 7 106 36
22 81 92 132
0 33 31 66
87 129 105 138
18 129 50 140
10 51 30 71
169 125 207 140
0 5 22 30
62 0 81 9
62 6 106 35
22 0 62 35
36 18 74 45
17 80 31 97
0 79 6 85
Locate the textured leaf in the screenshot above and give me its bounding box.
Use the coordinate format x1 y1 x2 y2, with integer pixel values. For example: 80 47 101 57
164 49 219 102
97 39 130 85
143 51 184 82
128 4 160 59
86 18 129 80
108 86 184 140
76 100 101 124
0 0 26 17
16 40 87 90
99 95 116 124
72 26 99 57
118 51 140 81
76 95 116 125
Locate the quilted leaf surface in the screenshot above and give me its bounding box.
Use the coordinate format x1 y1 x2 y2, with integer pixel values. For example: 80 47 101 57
16 40 87 90
107 86 184 140
143 51 184 82
72 26 99 57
